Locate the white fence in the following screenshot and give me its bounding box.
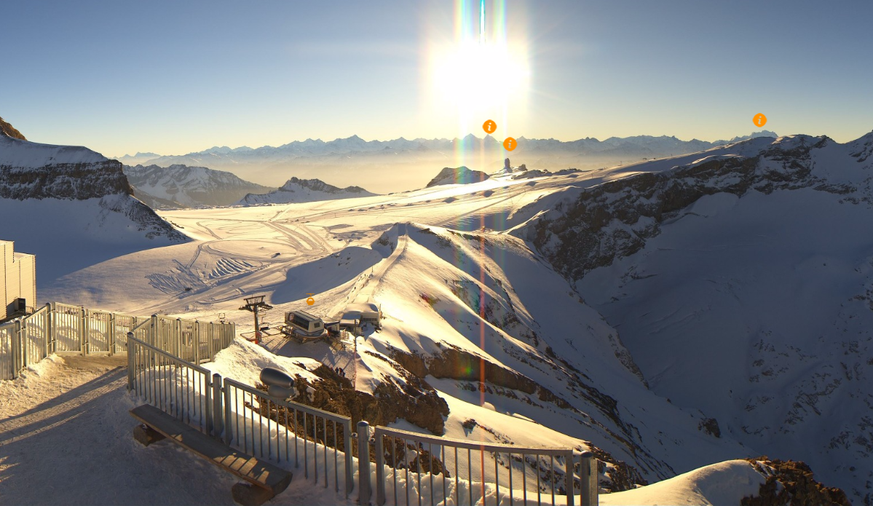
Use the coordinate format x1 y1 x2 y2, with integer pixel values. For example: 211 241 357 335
127 335 599 506
0 303 236 380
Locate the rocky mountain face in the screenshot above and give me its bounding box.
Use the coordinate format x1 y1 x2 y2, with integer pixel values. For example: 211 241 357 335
123 164 273 209
425 166 490 187
516 132 873 504
0 116 26 140
238 176 373 205
0 133 183 240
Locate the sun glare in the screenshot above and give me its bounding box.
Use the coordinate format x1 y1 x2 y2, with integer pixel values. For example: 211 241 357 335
420 0 531 146
430 40 530 120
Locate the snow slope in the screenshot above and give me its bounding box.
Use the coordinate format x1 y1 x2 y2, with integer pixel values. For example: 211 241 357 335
600 460 766 506
528 132 873 503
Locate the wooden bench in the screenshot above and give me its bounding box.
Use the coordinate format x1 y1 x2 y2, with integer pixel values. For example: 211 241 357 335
130 404 292 506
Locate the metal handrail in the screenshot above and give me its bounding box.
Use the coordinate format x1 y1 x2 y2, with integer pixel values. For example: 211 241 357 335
375 426 573 456
127 334 215 434
370 425 592 506
222 376 355 497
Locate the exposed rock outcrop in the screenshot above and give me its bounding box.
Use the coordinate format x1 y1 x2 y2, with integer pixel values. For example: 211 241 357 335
526 137 837 281
0 116 26 140
742 458 851 506
0 133 186 242
426 166 490 187
262 363 449 435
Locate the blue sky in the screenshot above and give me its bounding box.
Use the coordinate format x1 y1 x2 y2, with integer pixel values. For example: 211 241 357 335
2 0 872 156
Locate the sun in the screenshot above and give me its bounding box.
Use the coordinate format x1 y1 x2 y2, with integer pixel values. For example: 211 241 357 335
425 38 530 135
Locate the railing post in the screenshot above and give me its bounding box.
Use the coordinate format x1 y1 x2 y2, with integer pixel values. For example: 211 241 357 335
205 369 213 434
375 430 385 506
45 303 52 357
150 315 157 347
224 380 233 445
194 321 201 365
127 332 135 391
357 421 371 505
20 319 28 369
208 322 215 360
579 451 598 506
345 420 354 497
212 373 223 438
565 451 575 506
80 306 87 356
108 313 116 356
10 320 21 379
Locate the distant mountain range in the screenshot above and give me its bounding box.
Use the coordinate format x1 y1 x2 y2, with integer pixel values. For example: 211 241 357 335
113 131 778 193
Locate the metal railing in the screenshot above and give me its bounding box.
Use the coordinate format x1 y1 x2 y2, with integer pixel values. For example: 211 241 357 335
125 329 597 506
127 334 217 434
1 305 52 379
358 424 597 506
126 333 355 497
222 377 355 496
0 302 235 380
130 316 235 366
51 302 141 355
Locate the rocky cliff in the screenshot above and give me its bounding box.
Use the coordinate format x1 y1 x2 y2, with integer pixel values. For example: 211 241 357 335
426 166 490 187
0 116 26 140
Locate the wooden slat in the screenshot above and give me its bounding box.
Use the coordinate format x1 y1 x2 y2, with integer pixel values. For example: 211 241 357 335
130 405 292 495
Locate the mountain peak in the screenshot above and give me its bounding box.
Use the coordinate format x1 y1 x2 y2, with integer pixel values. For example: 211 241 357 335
0 116 26 140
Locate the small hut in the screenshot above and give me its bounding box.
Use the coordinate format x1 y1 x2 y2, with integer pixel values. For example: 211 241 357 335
283 310 327 341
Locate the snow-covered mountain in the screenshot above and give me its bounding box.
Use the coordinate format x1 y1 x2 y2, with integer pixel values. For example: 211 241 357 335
0 122 187 284
133 131 778 192
124 164 273 209
114 151 161 166
237 177 374 205
515 132 873 504
15 124 865 504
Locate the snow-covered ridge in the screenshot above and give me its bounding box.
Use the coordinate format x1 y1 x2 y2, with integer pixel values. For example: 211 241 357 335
0 134 107 167
516 130 873 503
0 130 188 282
124 164 272 209
0 134 131 200
238 177 374 205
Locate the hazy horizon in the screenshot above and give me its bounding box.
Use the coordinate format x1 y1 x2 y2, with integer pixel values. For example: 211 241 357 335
4 0 873 157
111 129 787 159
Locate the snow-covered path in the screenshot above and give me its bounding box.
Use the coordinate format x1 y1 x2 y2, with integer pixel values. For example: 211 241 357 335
0 355 238 505
0 353 364 506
